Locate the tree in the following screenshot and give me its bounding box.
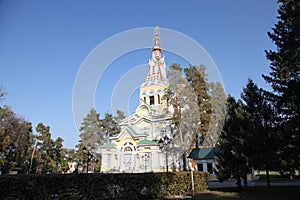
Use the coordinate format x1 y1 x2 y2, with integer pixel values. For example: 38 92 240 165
79 108 102 147
0 87 6 102
78 109 121 172
163 64 216 170
263 0 300 175
34 123 56 173
163 64 199 171
101 112 120 142
184 65 212 146
114 109 126 124
241 79 278 188
52 137 65 173
0 106 33 174
204 82 226 147
215 96 250 190
0 89 66 174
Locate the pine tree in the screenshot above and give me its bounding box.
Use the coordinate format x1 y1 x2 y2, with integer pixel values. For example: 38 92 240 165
184 65 212 146
35 123 55 173
79 108 102 147
205 82 226 147
164 64 191 149
215 96 249 189
241 79 278 188
114 109 126 124
263 0 300 175
0 87 6 101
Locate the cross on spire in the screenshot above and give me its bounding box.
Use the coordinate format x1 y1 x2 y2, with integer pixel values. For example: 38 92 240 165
152 26 162 51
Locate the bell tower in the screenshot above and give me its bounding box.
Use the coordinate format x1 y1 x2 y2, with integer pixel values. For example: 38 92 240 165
139 26 168 113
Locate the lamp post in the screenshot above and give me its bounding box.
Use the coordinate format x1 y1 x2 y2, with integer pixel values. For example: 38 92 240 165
158 135 171 172
83 144 96 173
24 159 30 174
0 152 5 175
0 143 16 175
82 146 88 173
6 143 16 173
90 146 96 173
142 153 150 172
6 143 16 157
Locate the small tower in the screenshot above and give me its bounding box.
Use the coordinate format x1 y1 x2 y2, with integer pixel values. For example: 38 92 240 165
139 26 168 114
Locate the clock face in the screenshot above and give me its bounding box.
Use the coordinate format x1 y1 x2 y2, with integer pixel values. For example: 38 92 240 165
141 107 149 116
152 50 160 58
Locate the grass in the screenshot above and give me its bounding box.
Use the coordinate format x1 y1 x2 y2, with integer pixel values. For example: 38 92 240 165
258 171 283 180
257 171 300 181
188 186 300 200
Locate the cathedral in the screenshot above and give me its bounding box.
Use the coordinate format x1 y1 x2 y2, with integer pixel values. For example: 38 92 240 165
101 27 180 173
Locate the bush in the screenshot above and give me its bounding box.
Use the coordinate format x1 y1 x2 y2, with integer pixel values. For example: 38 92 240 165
0 171 209 199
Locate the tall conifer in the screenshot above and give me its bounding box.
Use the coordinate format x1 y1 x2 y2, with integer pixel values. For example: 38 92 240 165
263 0 300 174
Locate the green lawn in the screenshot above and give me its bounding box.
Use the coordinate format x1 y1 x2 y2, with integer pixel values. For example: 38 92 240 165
188 186 300 200
257 171 300 181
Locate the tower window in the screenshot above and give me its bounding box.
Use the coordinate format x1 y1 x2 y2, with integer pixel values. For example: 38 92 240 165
149 96 154 105
158 95 160 104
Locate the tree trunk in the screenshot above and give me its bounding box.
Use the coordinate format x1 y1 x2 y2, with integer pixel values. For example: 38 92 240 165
243 174 248 187
236 176 242 190
266 169 271 189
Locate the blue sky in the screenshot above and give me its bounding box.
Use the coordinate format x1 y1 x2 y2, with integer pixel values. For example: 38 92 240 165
0 0 278 148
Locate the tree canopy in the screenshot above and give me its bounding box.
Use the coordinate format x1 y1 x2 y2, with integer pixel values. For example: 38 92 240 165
263 0 300 176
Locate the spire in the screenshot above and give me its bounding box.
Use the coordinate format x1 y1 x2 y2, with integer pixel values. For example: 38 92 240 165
152 26 162 51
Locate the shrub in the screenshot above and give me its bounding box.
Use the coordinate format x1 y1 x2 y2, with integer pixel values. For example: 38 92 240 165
0 171 209 199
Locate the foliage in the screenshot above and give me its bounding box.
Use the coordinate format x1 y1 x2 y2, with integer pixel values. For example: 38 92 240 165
79 108 102 147
163 64 225 170
0 87 6 101
184 65 212 146
79 108 125 147
0 106 33 174
163 64 201 170
216 0 300 188
215 96 250 189
262 0 300 175
101 112 120 140
0 104 67 175
241 79 279 188
205 82 226 147
32 123 65 174
77 109 125 172
0 172 209 199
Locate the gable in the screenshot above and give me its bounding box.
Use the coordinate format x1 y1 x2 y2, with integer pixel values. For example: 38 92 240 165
188 148 215 160
111 125 145 143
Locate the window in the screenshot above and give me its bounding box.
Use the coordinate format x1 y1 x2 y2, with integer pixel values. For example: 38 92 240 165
124 146 133 152
143 97 146 102
207 163 213 174
158 95 160 104
197 163 203 172
150 96 154 105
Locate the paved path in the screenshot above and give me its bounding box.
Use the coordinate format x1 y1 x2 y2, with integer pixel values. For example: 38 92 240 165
208 179 300 188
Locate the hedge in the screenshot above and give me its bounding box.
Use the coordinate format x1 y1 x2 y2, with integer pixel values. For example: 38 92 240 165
0 171 209 199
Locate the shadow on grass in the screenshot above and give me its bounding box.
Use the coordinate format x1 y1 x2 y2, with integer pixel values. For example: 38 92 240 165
189 186 300 200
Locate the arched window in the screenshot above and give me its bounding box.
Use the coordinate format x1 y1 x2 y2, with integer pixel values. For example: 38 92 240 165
124 146 133 152
121 142 136 152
